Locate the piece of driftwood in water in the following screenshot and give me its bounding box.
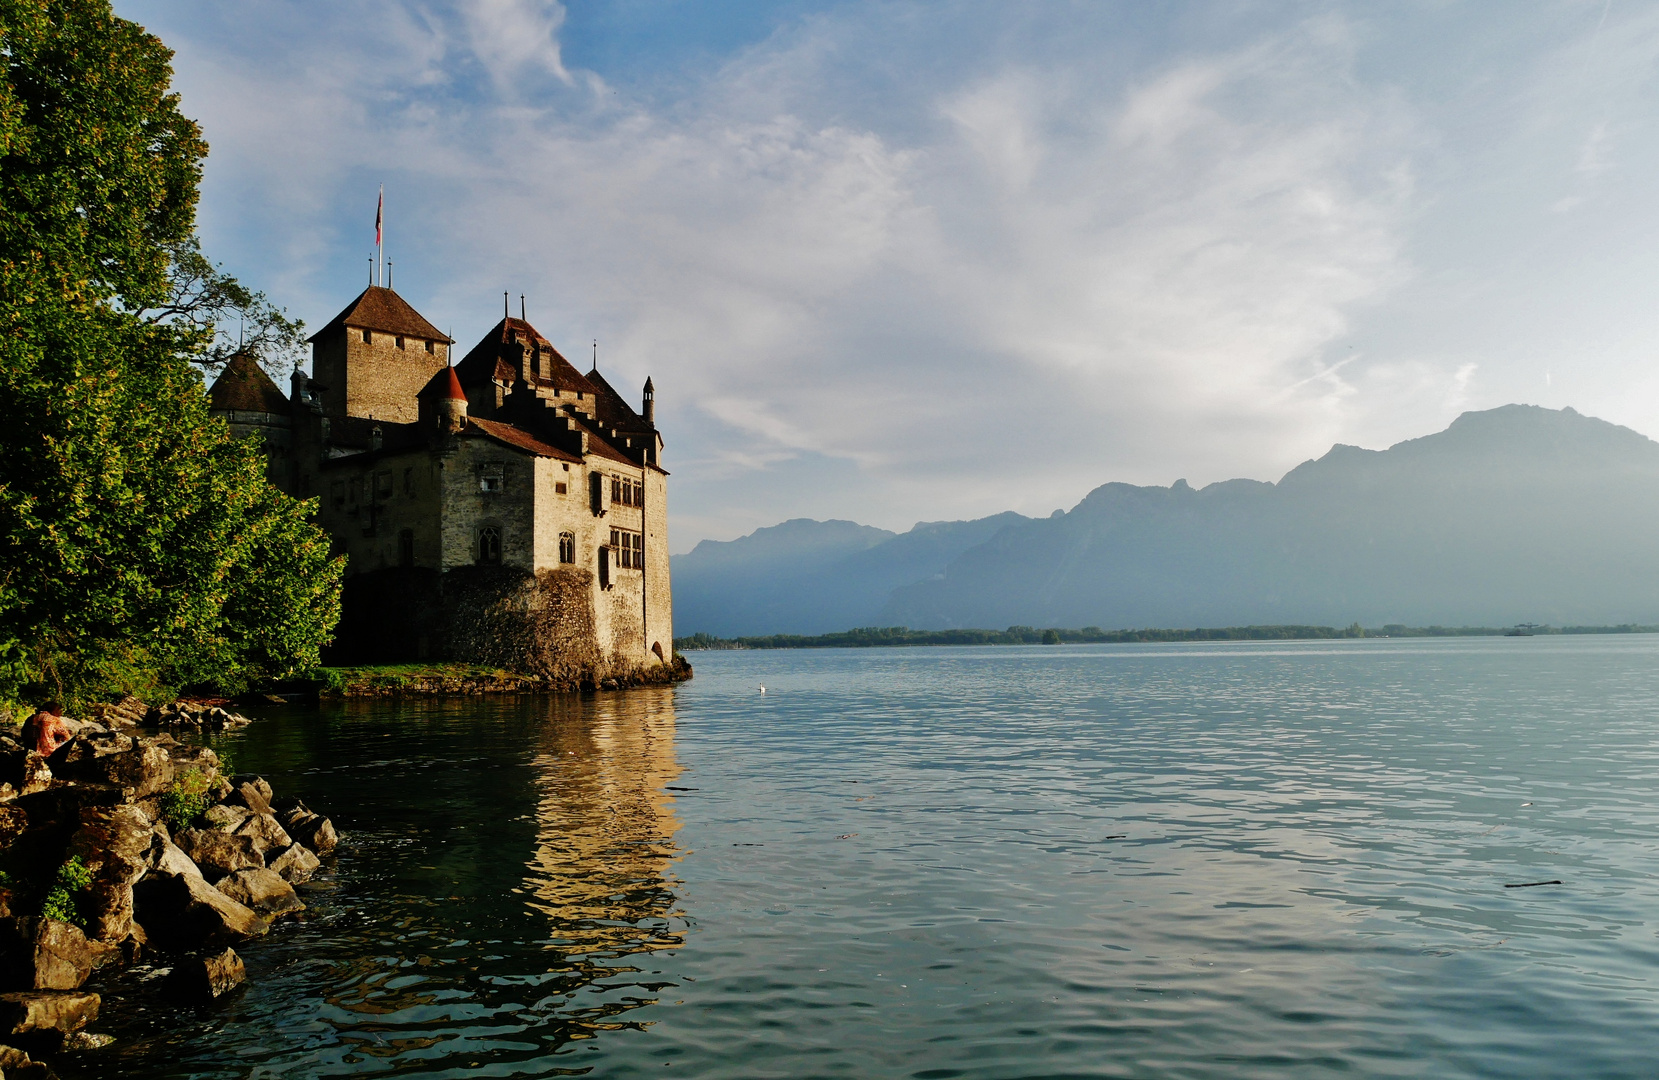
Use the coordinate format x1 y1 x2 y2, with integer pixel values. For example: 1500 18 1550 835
1503 880 1563 888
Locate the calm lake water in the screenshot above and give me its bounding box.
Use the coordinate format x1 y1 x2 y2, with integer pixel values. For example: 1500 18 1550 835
67 636 1659 1079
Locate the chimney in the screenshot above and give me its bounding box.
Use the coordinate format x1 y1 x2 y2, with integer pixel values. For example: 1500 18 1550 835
642 376 655 426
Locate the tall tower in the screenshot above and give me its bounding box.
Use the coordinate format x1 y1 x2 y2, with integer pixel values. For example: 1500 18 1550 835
308 285 454 423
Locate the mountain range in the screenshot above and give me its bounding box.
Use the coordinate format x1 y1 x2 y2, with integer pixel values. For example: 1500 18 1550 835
670 405 1659 635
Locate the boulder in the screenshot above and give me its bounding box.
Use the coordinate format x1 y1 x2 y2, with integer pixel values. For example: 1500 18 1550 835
0 1043 57 1079
88 694 149 730
164 744 220 776
141 830 203 879
271 796 310 821
231 813 291 855
133 873 269 950
46 732 135 778
64 805 153 942
91 741 175 799
171 829 262 881
265 842 321 884
228 776 274 814
214 868 303 918
200 803 251 831
162 947 245 1002
0 990 99 1056
285 813 337 855
0 919 116 991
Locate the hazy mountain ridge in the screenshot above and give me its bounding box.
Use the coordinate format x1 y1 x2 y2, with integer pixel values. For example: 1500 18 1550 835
674 406 1659 635
670 512 1028 636
883 405 1659 630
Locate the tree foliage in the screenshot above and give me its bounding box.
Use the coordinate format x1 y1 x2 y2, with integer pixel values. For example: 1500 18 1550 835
0 0 342 705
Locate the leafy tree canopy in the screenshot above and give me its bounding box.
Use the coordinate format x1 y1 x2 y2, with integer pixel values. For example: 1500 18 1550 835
0 0 342 706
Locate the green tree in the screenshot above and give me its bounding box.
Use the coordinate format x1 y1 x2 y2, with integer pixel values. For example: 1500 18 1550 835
0 0 342 704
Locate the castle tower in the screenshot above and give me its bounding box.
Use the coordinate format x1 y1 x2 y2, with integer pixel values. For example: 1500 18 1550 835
417 365 469 435
308 285 453 424
642 377 654 425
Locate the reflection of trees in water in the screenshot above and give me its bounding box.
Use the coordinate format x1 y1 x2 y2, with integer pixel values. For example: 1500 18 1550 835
519 686 686 1040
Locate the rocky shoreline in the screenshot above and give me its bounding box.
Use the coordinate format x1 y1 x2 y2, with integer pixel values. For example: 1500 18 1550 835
0 697 337 1076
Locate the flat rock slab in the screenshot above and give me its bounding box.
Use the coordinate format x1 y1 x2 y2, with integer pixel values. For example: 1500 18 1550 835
163 947 245 1002
0 989 100 1054
133 873 269 951
215 868 303 918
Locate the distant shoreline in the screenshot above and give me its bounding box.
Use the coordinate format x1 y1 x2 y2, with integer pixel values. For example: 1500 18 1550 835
674 624 1659 651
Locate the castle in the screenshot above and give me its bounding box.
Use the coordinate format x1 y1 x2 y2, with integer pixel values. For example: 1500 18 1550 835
206 284 675 683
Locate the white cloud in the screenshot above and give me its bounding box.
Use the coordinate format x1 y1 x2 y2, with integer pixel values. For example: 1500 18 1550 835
122 0 1659 545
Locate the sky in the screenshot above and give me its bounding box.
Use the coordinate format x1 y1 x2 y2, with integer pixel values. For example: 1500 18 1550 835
118 0 1659 550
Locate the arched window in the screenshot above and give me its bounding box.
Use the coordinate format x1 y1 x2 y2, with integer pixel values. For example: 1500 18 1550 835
477 527 501 565
558 532 575 564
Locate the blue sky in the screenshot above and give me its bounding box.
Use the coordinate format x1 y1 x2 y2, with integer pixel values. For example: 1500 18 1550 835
118 1 1659 549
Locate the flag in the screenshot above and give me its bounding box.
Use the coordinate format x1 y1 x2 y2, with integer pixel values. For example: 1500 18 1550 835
375 186 383 246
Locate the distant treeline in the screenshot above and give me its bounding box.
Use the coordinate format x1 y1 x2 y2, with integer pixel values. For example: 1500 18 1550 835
674 623 1659 651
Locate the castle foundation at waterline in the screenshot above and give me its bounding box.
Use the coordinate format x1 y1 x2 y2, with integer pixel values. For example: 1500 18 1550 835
208 286 678 686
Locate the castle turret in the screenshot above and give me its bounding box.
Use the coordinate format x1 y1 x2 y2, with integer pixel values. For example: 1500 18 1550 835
417 365 468 436
643 376 655 426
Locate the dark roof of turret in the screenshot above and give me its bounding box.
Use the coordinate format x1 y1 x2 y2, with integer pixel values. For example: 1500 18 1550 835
308 285 451 344
454 317 597 397
207 353 290 415
583 367 652 431
418 365 466 402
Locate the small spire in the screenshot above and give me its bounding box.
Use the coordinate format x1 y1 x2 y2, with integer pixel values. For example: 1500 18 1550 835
388 260 393 290
591 339 598 372
520 294 526 322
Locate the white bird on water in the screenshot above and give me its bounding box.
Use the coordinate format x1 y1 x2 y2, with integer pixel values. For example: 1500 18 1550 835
758 685 766 694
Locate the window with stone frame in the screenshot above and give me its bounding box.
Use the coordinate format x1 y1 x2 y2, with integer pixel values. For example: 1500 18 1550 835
609 528 644 569
479 462 504 494
374 471 393 500
361 329 371 343
477 527 501 565
558 532 575 564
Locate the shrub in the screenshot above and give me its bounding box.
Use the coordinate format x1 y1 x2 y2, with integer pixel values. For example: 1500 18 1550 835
158 770 213 832
40 856 92 928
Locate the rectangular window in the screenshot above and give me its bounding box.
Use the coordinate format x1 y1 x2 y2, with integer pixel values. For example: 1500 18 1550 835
611 477 622 504
396 336 406 350
610 528 643 569
479 462 504 494
348 477 362 508
425 340 435 354
403 468 413 495
555 482 567 495
374 471 393 499
362 329 371 343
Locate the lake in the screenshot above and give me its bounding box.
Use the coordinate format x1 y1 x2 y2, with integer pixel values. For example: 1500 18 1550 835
71 636 1659 1078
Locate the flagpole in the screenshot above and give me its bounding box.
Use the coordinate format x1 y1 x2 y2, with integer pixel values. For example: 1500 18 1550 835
376 184 384 287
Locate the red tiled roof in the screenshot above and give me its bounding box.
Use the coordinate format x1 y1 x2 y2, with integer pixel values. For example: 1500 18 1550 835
308 286 451 344
468 417 581 463
418 365 466 401
454 318 598 398
207 353 290 415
